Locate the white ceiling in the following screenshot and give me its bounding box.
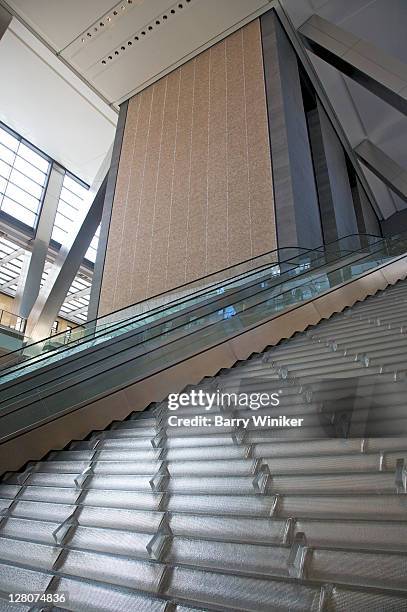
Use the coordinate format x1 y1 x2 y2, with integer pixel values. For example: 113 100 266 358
4 0 273 104
0 17 117 183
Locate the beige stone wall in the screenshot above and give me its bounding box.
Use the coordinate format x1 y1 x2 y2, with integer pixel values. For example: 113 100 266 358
99 18 276 316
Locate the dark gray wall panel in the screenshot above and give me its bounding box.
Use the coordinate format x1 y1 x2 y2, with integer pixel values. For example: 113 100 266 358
261 11 322 250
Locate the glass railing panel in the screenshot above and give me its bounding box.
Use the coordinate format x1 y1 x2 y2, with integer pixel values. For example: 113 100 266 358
0 309 26 334
0 239 378 378
0 235 404 404
3 234 379 366
0 233 395 385
0 249 329 367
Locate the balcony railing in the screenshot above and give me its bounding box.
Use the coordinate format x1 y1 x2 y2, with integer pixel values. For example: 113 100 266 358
0 309 26 334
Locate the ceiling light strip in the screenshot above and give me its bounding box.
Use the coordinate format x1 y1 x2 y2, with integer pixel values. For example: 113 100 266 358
100 0 194 66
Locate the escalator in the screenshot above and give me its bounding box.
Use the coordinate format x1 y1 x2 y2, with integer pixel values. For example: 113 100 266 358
1 250 407 610
0 233 407 472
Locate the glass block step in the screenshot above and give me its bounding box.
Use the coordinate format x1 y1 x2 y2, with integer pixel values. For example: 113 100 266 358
53 576 168 612
59 549 165 593
0 563 51 599
309 548 407 591
165 565 321 611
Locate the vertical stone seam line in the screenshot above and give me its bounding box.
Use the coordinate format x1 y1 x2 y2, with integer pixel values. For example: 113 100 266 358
242 27 253 258
184 59 196 283
165 69 182 287
147 77 168 296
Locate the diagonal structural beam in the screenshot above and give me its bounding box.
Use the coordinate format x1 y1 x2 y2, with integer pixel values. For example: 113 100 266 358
0 247 24 266
14 162 64 319
299 15 407 116
355 139 407 205
26 174 108 341
63 286 91 305
25 144 112 341
65 303 89 318
0 3 11 40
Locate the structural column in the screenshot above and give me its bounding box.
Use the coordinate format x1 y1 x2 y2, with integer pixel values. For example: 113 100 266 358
316 101 359 246
261 11 323 250
14 162 64 319
26 147 112 340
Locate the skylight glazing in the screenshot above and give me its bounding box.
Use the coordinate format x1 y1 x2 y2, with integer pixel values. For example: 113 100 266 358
0 124 50 228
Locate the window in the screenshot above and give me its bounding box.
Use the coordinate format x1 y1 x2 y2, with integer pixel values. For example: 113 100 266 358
52 173 89 245
0 236 25 292
85 224 100 263
0 122 95 326
0 123 50 229
59 275 92 323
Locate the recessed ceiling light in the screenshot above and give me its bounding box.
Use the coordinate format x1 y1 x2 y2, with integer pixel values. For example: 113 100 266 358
107 16 111 21
81 38 85 43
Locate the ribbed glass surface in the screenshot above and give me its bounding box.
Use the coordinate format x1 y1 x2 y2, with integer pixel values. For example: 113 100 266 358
54 577 167 612
167 494 275 516
330 586 407 612
78 507 162 532
67 527 152 558
309 548 407 590
169 514 286 544
83 490 162 510
280 494 407 520
166 566 320 611
295 519 407 552
0 563 51 593
60 550 165 592
0 517 56 543
0 537 59 569
167 538 290 576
